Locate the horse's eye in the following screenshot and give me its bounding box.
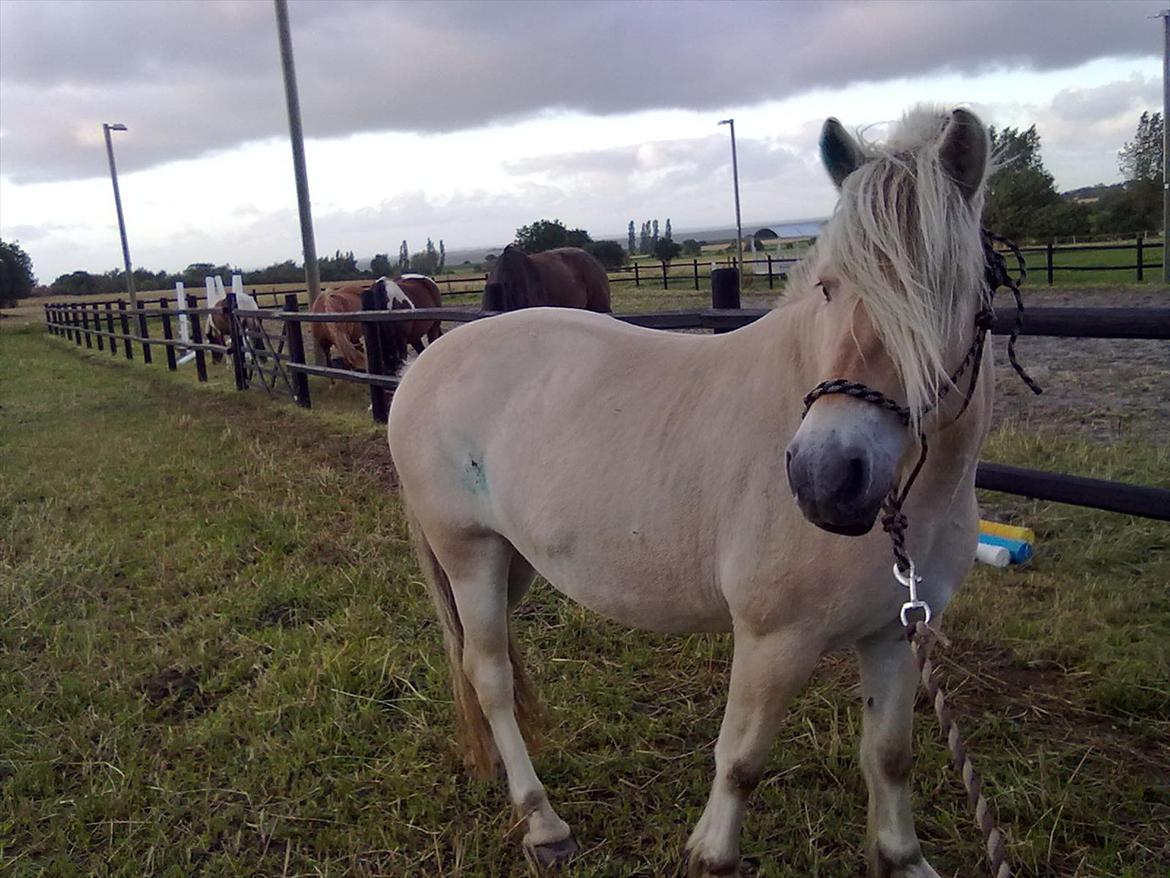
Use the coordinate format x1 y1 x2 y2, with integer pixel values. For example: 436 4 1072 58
817 281 831 302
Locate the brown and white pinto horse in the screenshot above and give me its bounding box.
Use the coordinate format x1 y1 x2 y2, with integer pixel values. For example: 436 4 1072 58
485 245 611 312
310 275 443 372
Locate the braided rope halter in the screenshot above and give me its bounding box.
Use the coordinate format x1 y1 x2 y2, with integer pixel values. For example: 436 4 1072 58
800 229 1040 878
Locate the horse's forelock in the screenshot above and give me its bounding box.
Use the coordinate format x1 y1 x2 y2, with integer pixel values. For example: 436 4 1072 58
794 106 989 426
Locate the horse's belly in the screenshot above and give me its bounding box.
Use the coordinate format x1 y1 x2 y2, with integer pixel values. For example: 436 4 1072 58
515 538 733 634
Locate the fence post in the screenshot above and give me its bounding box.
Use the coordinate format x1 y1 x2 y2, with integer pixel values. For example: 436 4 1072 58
284 294 312 408
1136 234 1144 282
633 262 640 287
1046 242 1054 286
662 260 669 289
767 255 774 290
693 259 699 290
224 293 247 391
105 302 117 356
186 294 208 382
80 304 93 348
159 299 177 371
137 302 153 364
73 304 84 346
117 301 133 359
360 284 390 423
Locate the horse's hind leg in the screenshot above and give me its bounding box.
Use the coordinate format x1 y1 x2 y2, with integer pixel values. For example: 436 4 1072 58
685 628 819 876
436 533 575 864
856 624 941 878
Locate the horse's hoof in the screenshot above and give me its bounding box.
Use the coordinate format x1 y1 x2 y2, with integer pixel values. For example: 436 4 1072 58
684 850 741 878
524 835 578 871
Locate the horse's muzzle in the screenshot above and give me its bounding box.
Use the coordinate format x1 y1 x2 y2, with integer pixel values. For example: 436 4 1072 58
785 434 894 536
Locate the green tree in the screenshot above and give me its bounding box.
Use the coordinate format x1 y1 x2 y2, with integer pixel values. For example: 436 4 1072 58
0 239 36 307
586 240 625 270
411 239 441 275
397 240 410 274
627 221 636 254
1117 111 1164 233
984 125 1061 240
370 253 393 277
1119 111 1163 184
681 239 702 257
651 219 659 249
515 219 592 253
654 238 681 264
438 240 446 273
664 218 672 241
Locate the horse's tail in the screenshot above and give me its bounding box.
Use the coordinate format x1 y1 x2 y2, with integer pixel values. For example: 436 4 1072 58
405 508 543 778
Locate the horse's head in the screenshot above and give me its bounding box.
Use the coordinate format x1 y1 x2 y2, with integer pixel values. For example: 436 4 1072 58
786 107 990 535
489 244 542 310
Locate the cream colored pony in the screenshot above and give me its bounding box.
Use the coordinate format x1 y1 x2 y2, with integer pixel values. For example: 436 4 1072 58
388 106 994 877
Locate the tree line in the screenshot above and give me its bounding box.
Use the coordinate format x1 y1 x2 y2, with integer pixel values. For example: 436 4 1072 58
985 111 1162 241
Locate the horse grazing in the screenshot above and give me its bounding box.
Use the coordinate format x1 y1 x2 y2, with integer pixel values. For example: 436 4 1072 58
389 107 995 877
309 276 443 371
485 245 611 312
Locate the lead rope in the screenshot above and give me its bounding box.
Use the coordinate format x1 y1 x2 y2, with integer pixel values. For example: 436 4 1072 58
801 228 1043 878
910 621 1012 878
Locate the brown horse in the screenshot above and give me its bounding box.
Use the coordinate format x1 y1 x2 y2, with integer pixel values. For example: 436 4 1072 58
485 245 611 312
310 276 443 371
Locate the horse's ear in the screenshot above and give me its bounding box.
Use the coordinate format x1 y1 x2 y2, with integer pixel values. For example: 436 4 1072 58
939 108 988 202
820 118 867 189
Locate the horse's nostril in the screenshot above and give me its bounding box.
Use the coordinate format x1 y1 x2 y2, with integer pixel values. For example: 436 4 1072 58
841 456 867 499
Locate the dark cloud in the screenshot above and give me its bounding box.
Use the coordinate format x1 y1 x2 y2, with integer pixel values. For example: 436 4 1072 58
0 0 1157 183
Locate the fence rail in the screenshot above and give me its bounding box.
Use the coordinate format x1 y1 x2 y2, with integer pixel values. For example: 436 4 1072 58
42 286 1170 523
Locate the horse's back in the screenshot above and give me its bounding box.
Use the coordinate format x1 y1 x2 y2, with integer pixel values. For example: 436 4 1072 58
538 248 611 312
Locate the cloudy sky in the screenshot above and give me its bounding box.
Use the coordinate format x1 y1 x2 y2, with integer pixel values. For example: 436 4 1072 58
0 0 1163 283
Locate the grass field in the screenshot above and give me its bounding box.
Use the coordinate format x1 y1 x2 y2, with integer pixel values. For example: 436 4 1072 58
2 325 1167 876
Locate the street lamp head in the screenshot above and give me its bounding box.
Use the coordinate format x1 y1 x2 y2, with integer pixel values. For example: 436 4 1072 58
718 118 733 126
104 123 127 132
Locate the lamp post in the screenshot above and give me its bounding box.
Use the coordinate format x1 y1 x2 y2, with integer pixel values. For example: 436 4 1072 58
102 122 138 309
718 118 744 294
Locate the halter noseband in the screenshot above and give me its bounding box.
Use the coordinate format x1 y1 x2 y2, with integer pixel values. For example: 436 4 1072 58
799 228 1041 585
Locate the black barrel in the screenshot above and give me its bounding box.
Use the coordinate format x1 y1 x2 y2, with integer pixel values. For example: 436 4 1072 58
711 267 740 310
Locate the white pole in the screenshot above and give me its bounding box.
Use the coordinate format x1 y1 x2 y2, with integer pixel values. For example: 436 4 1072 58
176 281 189 343
175 280 196 365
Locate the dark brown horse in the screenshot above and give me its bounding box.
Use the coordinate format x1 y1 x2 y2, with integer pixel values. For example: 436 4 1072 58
310 276 443 371
485 245 611 312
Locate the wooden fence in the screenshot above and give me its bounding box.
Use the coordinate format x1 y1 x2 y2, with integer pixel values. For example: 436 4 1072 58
42 290 1170 523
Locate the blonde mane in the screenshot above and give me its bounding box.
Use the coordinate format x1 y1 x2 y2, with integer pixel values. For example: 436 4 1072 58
791 106 989 424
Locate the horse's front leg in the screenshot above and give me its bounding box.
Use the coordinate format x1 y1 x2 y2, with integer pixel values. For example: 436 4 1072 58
856 624 941 878
685 629 818 876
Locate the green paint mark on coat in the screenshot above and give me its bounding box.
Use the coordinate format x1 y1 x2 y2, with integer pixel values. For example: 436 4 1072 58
463 455 488 495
